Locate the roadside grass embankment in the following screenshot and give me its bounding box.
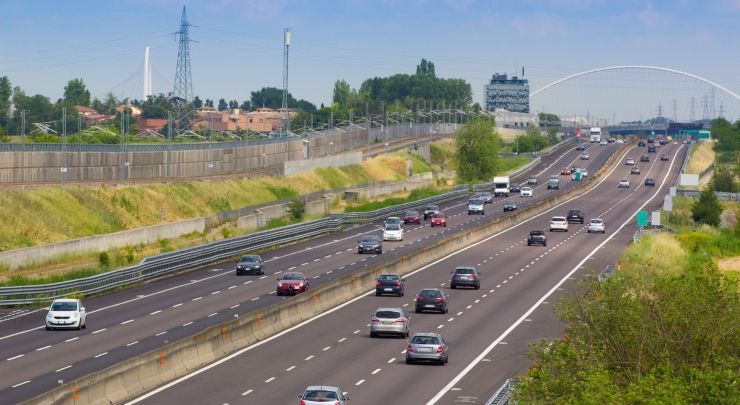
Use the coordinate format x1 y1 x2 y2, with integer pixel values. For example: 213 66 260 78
684 140 715 175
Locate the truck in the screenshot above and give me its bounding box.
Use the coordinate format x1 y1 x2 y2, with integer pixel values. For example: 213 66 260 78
492 176 510 197
589 127 602 143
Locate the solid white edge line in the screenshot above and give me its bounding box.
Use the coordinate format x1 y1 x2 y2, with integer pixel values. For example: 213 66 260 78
126 144 642 404
426 144 683 404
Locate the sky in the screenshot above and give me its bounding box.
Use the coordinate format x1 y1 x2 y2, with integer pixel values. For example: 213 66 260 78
1 0 739 123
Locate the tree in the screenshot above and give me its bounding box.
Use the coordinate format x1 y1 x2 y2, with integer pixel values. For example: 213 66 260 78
416 58 436 77
205 99 214 108
217 98 227 111
0 76 12 130
456 119 500 182
332 79 351 110
63 78 91 106
250 87 316 112
692 186 722 226
711 165 738 193
240 100 251 111
192 96 203 108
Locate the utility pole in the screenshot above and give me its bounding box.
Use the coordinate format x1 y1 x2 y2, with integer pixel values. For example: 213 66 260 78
281 28 291 136
672 99 677 122
62 107 67 184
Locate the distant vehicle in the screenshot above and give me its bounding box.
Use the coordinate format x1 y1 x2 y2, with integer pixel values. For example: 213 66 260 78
644 178 656 187
370 307 410 338
587 218 605 233
236 255 264 275
580 153 590 160
298 386 350 405
618 179 630 188
648 144 657 153
450 266 481 289
406 332 449 365
660 154 670 161
527 175 538 185
625 158 635 166
567 208 584 224
384 216 402 226
547 177 560 190
560 167 572 175
276 272 309 296
509 183 522 193
589 127 602 143
631 166 641 175
520 186 533 197
493 176 510 197
467 198 485 215
527 230 547 246
430 212 448 227
376 273 405 297
423 205 440 220
358 235 383 254
503 201 518 212
616 138 625 144
640 155 649 162
599 140 608 145
659 138 667 145
549 216 569 232
571 167 588 180
576 144 586 151
476 192 494 204
638 140 646 147
415 288 448 314
404 210 421 225
383 223 404 241
46 298 87 331
647 137 655 143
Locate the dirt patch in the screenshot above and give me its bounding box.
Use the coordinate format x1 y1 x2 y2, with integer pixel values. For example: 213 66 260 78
718 256 740 272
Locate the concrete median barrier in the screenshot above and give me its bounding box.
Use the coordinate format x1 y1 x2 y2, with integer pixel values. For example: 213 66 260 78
24 143 632 405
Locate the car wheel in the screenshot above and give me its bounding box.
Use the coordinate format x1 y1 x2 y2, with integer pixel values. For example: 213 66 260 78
431 224 434 227
405 330 410 338
444 307 449 314
46 325 51 331
370 332 377 338
543 242 547 246
399 291 404 297
415 308 421 314
376 291 381 297
440 359 446 366
378 250 383 254
406 357 413 365
450 284 456 289
82 320 87 329
444 224 447 227
527 242 531 246
276 290 282 296
474 284 480 290
445 356 448 364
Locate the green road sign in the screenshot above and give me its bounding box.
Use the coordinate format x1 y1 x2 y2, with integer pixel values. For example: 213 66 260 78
637 210 648 227
573 172 582 181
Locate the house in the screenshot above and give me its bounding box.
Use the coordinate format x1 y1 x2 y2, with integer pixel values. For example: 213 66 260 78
73 105 116 125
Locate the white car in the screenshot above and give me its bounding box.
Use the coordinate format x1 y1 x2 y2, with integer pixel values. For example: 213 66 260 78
549 216 569 232
618 179 630 188
616 139 624 144
383 223 404 241
600 140 608 145
587 218 605 233
467 198 485 215
46 298 87 330
299 385 350 405
520 186 533 197
625 158 635 166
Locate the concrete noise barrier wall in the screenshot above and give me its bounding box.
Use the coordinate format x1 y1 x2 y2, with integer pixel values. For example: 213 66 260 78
283 151 363 176
24 142 631 405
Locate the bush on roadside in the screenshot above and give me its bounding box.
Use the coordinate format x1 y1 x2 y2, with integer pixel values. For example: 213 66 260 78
692 187 722 226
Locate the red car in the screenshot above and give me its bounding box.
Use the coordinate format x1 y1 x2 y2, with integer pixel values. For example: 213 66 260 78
430 213 447 227
404 210 421 225
276 272 309 296
560 167 571 175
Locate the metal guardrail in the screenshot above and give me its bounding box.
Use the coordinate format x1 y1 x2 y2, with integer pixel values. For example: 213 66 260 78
675 189 740 201
632 224 677 243
0 188 471 306
485 379 518 405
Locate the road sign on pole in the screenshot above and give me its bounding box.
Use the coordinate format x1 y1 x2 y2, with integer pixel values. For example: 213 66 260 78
637 210 648 227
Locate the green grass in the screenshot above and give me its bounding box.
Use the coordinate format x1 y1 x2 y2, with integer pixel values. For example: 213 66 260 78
345 187 448 213
498 155 534 175
0 267 104 287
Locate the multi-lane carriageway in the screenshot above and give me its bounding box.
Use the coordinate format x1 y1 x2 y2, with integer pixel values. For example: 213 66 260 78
0 141 686 404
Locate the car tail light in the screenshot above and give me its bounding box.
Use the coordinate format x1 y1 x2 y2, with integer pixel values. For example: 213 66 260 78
407 345 413 352
416 296 423 302
371 317 380 323
395 319 405 323
436 346 444 353
469 274 476 278
435 297 444 302
376 280 381 287
299 401 306 405
395 281 401 287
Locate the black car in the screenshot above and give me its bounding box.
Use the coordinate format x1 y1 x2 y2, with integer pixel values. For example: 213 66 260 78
423 205 440 220
638 140 646 147
567 208 584 224
376 273 404 296
648 145 656 153
660 154 670 161
236 255 264 275
450 266 481 289
644 178 656 187
576 144 586 151
509 183 522 193
415 288 448 314
640 155 649 162
527 230 547 246
358 235 383 254
503 201 518 212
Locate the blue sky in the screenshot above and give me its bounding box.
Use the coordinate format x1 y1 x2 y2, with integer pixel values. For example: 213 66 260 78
1 0 739 122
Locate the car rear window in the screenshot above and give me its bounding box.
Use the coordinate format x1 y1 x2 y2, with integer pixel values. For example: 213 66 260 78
590 219 603 224
552 217 566 221
361 236 379 242
379 274 400 281
420 289 441 298
411 335 439 344
240 255 259 262
406 211 418 216
530 231 544 235
469 199 483 204
432 213 445 218
303 390 338 401
385 224 401 230
375 310 402 319
455 268 475 274
282 273 304 280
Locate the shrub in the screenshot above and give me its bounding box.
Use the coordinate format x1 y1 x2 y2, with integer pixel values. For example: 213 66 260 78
288 198 305 220
692 187 722 227
98 252 110 268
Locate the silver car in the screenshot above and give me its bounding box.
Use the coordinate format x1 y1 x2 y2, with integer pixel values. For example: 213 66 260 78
406 332 449 365
298 386 350 405
370 308 410 338
587 218 605 233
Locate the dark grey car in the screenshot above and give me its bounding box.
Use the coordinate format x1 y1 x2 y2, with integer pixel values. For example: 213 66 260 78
406 332 449 365
423 205 440 220
376 273 404 296
415 288 448 314
236 255 264 275
358 235 382 254
476 192 494 204
450 266 481 289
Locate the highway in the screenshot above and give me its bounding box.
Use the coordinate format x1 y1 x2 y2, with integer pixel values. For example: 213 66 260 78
119 141 686 405
0 140 623 403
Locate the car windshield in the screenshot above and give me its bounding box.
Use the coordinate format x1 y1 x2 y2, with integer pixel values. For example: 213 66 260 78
303 390 338 401
361 236 379 243
281 273 304 280
405 211 418 217
51 301 77 311
433 213 445 218
420 289 442 298
522 187 531 191
385 224 401 231
239 256 259 263
379 274 400 281
375 310 402 319
411 335 439 345
455 268 475 274
425 206 438 211
469 199 483 204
